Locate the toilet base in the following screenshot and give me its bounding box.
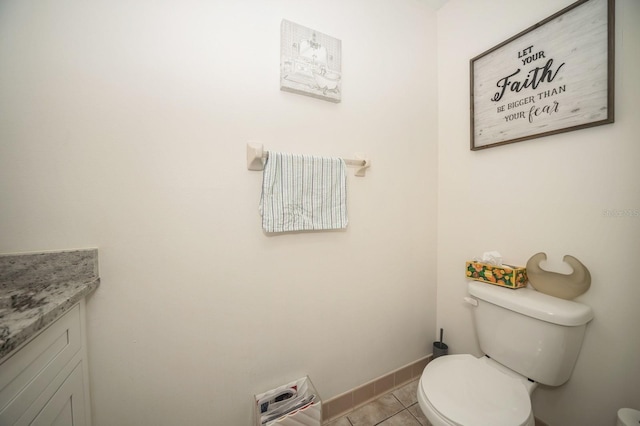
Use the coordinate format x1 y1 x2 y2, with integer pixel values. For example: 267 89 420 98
416 382 454 426
417 355 536 426
417 381 535 426
618 408 640 426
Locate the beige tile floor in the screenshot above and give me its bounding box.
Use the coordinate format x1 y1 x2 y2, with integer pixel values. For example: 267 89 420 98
323 380 432 426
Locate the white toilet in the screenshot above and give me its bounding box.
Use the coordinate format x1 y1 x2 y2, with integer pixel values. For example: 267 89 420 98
618 408 640 426
417 281 594 426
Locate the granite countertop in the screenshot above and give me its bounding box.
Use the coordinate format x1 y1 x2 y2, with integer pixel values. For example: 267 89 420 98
0 249 100 360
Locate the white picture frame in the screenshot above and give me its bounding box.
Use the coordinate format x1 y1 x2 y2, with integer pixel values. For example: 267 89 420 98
280 20 342 103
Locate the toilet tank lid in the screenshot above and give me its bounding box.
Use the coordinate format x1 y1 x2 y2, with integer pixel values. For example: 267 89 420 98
468 281 594 326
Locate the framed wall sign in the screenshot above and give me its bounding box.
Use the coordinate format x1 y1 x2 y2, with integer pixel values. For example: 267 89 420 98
470 0 614 150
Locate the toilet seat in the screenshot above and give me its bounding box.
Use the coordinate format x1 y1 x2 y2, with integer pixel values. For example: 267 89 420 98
418 354 533 426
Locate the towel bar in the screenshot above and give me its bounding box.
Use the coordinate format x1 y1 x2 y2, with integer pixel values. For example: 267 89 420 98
246 142 370 177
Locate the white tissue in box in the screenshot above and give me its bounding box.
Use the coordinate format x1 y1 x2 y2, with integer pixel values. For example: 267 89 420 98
479 250 503 266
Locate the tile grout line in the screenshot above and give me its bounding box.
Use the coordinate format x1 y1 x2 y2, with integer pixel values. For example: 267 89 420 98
322 355 432 423
405 404 424 425
370 394 404 426
330 381 410 424
327 381 429 426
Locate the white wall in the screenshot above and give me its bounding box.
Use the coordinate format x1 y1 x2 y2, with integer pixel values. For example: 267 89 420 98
0 0 438 424
5 0 637 425
437 1 640 426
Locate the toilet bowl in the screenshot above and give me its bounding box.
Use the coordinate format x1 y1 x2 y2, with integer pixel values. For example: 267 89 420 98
617 408 640 426
417 282 593 426
417 354 535 426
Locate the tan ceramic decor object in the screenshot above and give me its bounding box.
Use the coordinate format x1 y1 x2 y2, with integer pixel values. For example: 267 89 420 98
526 252 591 300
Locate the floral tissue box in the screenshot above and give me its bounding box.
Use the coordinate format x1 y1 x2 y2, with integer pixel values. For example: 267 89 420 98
465 261 527 289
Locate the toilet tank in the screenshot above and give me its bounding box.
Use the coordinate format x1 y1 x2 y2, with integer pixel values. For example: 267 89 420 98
468 281 593 386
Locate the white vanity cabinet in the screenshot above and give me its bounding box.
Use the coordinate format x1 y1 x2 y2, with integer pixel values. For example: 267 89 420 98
0 301 91 426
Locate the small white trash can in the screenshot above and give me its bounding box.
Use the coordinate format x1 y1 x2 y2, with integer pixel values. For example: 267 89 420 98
254 376 321 426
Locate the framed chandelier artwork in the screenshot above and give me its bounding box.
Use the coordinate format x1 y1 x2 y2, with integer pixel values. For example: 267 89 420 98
280 19 342 103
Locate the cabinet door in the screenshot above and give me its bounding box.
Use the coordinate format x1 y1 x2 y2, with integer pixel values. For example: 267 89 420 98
0 305 81 424
29 363 86 426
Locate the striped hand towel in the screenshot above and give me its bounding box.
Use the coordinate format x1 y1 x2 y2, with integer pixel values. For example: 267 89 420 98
259 152 348 233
